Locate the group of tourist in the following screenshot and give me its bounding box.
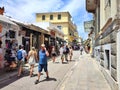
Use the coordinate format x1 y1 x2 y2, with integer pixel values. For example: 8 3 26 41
0 41 84 84
16 43 75 84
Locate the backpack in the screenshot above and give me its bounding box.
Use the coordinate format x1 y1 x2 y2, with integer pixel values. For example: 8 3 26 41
66 47 69 53
17 50 23 60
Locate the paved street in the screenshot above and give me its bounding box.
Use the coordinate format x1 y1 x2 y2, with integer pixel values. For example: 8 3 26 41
0 51 111 90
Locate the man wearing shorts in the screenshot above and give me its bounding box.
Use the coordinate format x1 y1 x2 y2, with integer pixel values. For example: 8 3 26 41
17 45 27 77
35 44 49 84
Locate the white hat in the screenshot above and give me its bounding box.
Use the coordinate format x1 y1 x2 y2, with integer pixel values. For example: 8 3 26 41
41 44 45 47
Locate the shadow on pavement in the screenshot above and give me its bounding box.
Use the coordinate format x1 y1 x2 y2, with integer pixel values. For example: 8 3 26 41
62 62 68 64
69 60 76 62
0 68 41 89
0 75 20 89
54 62 60 64
39 77 57 83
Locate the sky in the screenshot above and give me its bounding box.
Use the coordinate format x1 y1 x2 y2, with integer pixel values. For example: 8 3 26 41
0 0 93 40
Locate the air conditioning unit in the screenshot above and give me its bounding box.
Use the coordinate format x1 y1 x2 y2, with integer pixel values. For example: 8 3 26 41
86 0 97 13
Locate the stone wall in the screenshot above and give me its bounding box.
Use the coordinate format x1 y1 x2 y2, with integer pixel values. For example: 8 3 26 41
95 20 118 82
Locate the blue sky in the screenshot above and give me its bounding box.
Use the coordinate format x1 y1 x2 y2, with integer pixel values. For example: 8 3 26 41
0 0 93 40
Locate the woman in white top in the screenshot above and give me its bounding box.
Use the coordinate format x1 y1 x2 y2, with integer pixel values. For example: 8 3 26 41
27 47 38 77
59 45 64 63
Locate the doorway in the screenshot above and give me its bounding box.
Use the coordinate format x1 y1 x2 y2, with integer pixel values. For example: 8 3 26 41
105 50 110 70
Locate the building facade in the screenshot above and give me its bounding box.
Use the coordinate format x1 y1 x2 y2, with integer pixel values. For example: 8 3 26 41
36 12 78 44
86 0 120 90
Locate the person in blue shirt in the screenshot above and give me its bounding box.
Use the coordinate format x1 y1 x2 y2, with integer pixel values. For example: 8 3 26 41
35 44 49 84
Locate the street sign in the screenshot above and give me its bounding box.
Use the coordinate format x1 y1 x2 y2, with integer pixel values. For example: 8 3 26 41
84 20 94 33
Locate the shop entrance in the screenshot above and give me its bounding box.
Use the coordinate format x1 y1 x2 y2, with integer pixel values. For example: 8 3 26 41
22 37 30 53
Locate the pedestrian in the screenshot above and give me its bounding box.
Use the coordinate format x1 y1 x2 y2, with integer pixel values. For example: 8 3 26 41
85 46 88 54
69 46 73 61
64 45 69 62
59 45 64 63
27 47 38 77
80 45 84 55
51 46 57 63
17 45 27 77
35 44 49 84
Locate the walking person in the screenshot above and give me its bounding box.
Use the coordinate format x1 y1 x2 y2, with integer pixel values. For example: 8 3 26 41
17 45 27 77
59 45 64 63
51 46 57 63
64 45 69 62
35 44 49 84
79 45 84 55
69 46 73 61
27 47 38 77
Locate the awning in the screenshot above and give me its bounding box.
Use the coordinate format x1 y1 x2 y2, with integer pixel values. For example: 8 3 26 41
0 15 17 26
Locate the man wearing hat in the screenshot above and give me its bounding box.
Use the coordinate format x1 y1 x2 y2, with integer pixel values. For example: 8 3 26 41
35 44 49 84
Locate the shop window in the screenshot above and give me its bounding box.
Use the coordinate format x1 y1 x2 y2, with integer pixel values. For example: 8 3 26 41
9 30 16 38
58 14 61 20
42 15 45 20
50 15 53 20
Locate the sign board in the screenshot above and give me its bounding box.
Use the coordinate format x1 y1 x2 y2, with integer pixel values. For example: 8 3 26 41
84 20 94 33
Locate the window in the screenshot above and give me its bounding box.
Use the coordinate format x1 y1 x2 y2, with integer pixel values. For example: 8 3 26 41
58 14 61 20
42 15 45 20
9 30 16 38
50 15 53 20
57 26 62 30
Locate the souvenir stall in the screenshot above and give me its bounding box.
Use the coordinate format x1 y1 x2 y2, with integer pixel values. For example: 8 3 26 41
0 15 20 69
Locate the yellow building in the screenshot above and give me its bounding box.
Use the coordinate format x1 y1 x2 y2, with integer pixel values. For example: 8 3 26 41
36 12 77 44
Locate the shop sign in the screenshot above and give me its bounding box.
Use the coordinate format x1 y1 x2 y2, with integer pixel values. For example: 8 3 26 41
84 20 94 33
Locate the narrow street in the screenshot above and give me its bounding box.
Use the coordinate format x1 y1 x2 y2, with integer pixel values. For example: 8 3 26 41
0 51 111 90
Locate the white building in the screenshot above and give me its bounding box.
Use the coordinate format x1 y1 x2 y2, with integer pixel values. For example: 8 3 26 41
0 15 21 68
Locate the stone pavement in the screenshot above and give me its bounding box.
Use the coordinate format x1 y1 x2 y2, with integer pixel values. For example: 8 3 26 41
0 51 111 90
0 63 30 83
56 53 111 90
